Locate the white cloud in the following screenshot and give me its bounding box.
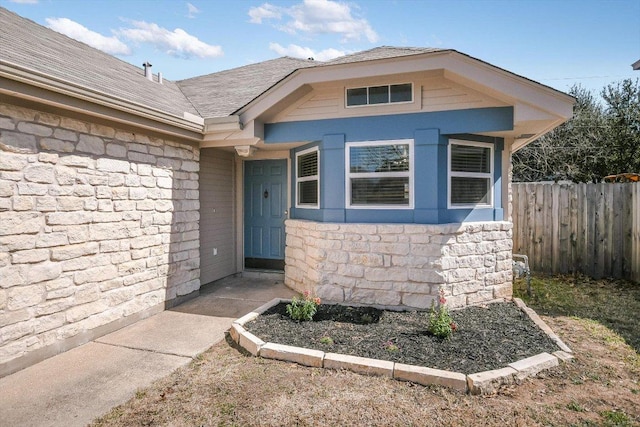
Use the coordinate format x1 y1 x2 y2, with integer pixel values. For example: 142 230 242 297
8 0 39 4
45 17 131 55
249 0 378 43
118 21 223 59
269 42 346 62
248 3 282 24
186 2 200 18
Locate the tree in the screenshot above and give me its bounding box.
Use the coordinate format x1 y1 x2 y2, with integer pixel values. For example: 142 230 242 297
601 79 640 176
512 79 640 182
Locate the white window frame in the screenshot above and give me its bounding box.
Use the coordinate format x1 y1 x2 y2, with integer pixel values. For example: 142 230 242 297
447 139 494 209
345 83 414 108
295 147 320 209
345 139 414 209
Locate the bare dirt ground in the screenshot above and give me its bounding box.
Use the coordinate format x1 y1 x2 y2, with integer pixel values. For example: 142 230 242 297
92 276 639 427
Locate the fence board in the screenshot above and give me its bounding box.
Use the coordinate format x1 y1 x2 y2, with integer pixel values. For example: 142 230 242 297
512 182 639 282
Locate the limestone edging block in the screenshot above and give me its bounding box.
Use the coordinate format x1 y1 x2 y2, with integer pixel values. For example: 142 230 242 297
324 353 394 377
229 323 244 344
259 342 324 368
394 363 467 392
233 312 260 327
508 352 558 379
238 329 264 357
553 350 574 362
253 298 287 316
519 304 573 353
467 366 517 395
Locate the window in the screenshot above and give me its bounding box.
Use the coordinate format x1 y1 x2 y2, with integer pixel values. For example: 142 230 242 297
448 140 493 208
296 147 319 208
346 140 413 208
346 83 413 107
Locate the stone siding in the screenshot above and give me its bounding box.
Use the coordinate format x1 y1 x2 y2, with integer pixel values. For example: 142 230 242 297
285 219 512 309
0 103 200 373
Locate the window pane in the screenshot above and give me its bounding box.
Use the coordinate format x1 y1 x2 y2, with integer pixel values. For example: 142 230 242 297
297 151 318 178
347 88 367 106
351 177 409 205
390 84 412 102
350 144 409 173
451 144 491 173
298 180 318 205
451 177 490 204
368 86 389 104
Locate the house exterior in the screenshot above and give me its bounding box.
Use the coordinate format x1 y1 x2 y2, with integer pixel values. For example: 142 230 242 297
0 7 574 376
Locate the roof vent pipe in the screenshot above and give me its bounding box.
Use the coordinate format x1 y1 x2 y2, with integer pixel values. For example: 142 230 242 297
158 72 163 85
142 61 153 80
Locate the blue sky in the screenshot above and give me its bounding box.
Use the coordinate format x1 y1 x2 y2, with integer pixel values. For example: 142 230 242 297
2 0 639 95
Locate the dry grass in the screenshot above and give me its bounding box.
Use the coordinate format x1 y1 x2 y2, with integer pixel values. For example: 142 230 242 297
92 276 640 427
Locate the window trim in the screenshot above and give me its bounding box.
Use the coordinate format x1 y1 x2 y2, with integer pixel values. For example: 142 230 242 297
295 147 320 209
345 139 414 210
345 83 414 108
447 139 494 209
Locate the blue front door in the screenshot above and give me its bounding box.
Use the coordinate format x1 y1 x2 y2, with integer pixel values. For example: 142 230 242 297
244 159 287 270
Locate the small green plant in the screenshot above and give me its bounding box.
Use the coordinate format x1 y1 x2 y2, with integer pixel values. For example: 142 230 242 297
566 401 585 412
428 290 457 339
319 336 334 345
286 291 321 321
383 340 400 352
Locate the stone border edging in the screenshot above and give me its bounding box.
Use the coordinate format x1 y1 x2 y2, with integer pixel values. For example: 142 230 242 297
231 298 574 395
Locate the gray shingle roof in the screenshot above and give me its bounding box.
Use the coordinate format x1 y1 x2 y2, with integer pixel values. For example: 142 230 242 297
0 8 199 118
1 8 447 121
176 57 316 118
177 47 445 118
321 46 444 65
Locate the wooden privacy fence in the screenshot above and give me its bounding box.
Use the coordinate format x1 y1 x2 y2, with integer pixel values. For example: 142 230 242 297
512 182 640 282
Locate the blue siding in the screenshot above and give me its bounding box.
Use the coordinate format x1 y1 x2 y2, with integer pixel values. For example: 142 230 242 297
285 108 510 224
266 107 513 143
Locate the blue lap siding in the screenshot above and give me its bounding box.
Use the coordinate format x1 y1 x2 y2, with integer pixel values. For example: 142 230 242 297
270 107 511 224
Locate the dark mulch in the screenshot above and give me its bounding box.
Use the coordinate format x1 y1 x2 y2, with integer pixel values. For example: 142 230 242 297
246 301 560 374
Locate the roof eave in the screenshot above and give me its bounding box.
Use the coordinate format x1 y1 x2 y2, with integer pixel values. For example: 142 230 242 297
0 60 205 139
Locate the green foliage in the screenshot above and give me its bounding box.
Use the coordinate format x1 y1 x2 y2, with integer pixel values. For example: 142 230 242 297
319 336 334 345
600 410 632 427
566 401 585 412
383 340 400 352
513 79 640 183
428 291 457 339
286 291 321 321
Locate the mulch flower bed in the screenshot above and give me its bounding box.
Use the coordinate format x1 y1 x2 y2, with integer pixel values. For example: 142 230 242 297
245 301 559 374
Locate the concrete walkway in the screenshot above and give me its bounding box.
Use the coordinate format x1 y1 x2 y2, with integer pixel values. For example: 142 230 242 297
0 275 296 427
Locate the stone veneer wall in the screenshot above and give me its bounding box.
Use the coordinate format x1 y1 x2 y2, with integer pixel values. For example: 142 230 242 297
285 219 513 309
0 103 200 375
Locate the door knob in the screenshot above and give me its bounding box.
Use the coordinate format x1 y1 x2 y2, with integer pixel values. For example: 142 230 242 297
264 189 269 198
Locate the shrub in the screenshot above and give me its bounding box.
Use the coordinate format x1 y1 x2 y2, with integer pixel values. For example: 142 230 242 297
286 291 321 321
428 290 457 339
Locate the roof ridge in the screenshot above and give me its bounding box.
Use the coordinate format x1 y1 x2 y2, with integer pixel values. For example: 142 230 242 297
177 56 316 83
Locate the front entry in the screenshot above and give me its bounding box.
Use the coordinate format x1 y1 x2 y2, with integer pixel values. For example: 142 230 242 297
244 159 288 270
